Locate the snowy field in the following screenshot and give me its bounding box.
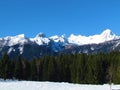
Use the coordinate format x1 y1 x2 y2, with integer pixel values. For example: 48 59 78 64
0 80 120 90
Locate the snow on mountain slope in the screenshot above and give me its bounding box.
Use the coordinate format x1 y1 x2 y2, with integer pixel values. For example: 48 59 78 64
0 34 29 46
30 33 50 45
0 29 120 59
68 29 120 45
49 35 68 52
50 34 69 45
0 29 119 47
0 80 120 90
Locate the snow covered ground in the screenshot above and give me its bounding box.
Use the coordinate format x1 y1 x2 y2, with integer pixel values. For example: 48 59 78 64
0 80 120 90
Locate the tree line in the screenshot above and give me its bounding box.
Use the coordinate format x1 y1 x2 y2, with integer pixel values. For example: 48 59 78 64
0 52 120 84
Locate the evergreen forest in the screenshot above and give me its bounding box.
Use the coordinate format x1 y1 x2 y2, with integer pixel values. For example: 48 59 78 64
0 52 120 84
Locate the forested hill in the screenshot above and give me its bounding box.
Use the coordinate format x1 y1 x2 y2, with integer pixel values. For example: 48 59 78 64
0 51 120 84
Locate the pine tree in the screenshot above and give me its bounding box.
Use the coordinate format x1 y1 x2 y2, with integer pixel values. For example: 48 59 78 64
76 53 87 83
38 59 43 81
23 60 31 80
85 54 98 84
30 59 38 80
42 56 49 81
70 54 77 83
59 54 71 82
14 55 23 80
0 53 12 79
114 54 120 84
47 56 56 81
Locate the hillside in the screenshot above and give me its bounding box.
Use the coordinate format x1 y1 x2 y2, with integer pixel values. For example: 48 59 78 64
0 80 120 90
0 29 120 59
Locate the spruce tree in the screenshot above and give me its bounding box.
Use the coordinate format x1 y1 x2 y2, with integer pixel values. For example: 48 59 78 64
14 55 23 80
30 59 38 80
23 60 31 80
47 56 56 81
0 53 12 79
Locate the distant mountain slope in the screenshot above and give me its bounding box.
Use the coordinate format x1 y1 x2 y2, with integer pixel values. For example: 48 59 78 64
0 29 120 59
68 29 119 45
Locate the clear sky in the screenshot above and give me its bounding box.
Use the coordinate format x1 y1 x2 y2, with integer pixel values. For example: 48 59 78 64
0 0 120 38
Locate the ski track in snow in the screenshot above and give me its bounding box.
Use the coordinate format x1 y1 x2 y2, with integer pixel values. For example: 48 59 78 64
0 80 120 90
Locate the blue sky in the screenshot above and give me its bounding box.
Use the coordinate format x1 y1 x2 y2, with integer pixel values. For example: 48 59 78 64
0 0 120 37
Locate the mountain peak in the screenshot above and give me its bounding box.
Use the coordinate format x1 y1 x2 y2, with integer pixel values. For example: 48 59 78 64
35 33 46 38
68 29 120 45
17 34 25 38
101 29 114 36
50 34 67 43
100 29 120 41
31 33 50 45
1 34 28 46
4 34 26 40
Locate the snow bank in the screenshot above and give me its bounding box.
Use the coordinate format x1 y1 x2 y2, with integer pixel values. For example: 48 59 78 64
0 80 120 90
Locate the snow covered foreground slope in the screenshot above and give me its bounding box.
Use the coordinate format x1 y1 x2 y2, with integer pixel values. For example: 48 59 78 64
0 81 120 90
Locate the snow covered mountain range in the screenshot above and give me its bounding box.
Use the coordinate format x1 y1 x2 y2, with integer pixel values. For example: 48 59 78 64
68 29 119 45
0 29 120 59
0 29 119 46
